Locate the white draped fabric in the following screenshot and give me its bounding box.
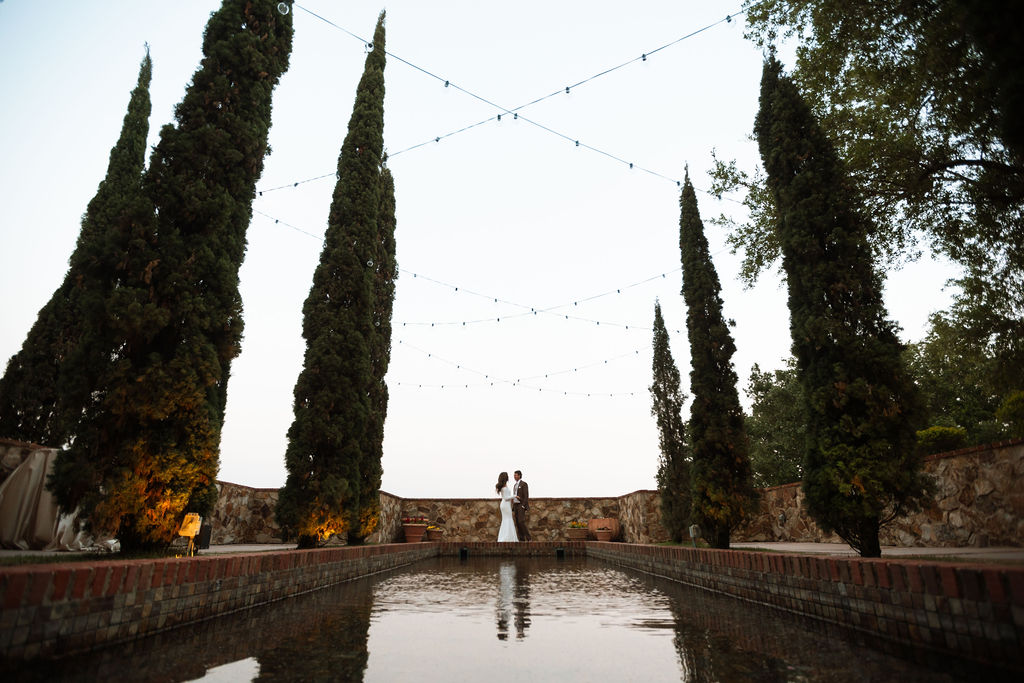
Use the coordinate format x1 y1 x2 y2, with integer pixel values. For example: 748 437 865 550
0 448 116 551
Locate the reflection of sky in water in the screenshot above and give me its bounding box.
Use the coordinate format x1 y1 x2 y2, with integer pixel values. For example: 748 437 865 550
185 657 259 682
366 559 683 682
4 557 972 683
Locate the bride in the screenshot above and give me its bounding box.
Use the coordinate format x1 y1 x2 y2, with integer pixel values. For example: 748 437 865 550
496 472 519 542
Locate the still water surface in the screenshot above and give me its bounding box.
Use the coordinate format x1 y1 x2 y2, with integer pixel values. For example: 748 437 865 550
4 556 975 682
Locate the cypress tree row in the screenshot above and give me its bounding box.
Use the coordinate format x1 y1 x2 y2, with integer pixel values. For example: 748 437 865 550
678 173 755 549
649 300 690 542
278 13 389 548
0 52 153 446
49 0 293 550
755 57 931 557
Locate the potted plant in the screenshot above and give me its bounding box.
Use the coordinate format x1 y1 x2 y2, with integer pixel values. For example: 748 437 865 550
594 526 613 542
566 520 588 541
402 516 428 543
426 524 443 541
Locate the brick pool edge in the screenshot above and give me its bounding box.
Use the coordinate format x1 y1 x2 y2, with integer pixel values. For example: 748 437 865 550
1 541 1022 673
588 542 1024 674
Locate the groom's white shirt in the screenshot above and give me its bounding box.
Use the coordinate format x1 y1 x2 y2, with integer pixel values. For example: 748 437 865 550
513 479 519 496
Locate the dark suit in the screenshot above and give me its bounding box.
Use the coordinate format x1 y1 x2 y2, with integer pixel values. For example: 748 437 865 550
512 478 531 541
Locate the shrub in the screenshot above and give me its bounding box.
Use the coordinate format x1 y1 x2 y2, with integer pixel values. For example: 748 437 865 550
996 391 1024 439
916 426 968 455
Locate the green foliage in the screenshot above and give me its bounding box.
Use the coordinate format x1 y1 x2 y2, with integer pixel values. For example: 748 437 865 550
716 1 1024 386
0 53 154 447
904 310 1009 446
678 175 756 549
915 426 968 457
996 391 1024 439
278 12 388 548
649 301 690 542
755 57 932 558
745 359 804 487
352 163 398 544
47 0 293 551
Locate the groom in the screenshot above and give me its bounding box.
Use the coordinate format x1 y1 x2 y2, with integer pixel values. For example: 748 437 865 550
512 470 531 541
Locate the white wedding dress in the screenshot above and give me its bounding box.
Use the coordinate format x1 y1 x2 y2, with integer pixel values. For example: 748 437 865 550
497 485 519 542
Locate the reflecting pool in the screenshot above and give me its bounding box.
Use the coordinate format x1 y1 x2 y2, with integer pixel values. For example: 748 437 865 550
1 556 980 681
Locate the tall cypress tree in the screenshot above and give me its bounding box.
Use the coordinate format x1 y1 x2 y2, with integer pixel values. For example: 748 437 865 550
278 13 388 548
649 300 690 542
0 51 153 446
352 162 398 542
755 57 931 557
49 0 293 550
679 173 755 549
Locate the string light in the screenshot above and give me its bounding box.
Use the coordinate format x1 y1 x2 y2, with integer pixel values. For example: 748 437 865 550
249 209 728 336
393 339 647 397
260 5 754 201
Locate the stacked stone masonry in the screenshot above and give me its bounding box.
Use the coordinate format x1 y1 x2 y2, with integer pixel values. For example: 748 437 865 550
735 440 1024 547
4 439 1018 549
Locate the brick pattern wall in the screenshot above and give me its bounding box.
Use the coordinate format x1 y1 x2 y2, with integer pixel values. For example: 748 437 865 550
588 543 1024 673
0 544 435 660
3 542 1022 671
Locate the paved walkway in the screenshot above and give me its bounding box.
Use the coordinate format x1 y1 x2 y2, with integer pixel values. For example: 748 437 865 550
731 541 1024 563
3 541 1022 563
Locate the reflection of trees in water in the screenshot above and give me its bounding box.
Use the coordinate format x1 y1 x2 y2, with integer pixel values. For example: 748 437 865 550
495 560 532 641
255 580 373 682
0 574 375 683
655 572 967 683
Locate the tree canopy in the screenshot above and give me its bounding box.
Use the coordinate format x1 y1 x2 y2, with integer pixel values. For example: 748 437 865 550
649 300 691 542
745 359 804 488
679 174 755 549
756 56 931 557
277 12 389 548
713 1 1024 387
47 0 293 550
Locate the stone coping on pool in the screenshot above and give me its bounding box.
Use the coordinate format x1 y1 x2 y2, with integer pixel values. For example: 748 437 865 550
1 541 1022 674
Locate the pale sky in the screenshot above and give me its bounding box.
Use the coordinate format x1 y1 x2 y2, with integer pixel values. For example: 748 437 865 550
0 1 960 498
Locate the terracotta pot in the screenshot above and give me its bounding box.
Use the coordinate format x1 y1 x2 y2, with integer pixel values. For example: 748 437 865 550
566 527 588 541
403 524 427 542
594 529 613 542
426 528 443 541
588 517 620 540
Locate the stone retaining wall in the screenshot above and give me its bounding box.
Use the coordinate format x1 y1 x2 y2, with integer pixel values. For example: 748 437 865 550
208 482 282 544
588 542 1024 674
735 440 1024 547
0 544 435 660
214 486 669 545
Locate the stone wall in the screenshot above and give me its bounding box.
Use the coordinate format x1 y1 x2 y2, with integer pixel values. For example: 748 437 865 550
734 440 1024 547
210 486 668 545
387 494 622 543
208 482 283 545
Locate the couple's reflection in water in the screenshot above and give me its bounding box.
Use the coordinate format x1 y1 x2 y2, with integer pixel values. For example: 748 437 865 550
495 560 531 641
